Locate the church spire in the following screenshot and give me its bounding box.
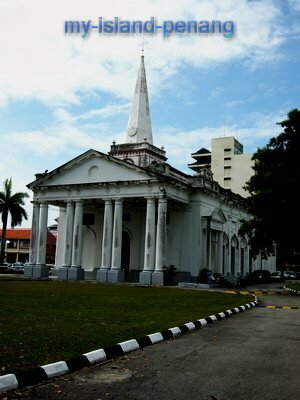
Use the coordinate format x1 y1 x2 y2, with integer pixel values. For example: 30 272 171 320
126 55 153 144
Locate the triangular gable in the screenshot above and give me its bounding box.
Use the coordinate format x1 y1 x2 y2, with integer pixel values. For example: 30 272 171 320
202 207 227 223
28 149 155 188
202 207 227 231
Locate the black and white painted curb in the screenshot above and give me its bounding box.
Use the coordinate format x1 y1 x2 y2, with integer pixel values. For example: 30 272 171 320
284 285 300 295
0 299 258 393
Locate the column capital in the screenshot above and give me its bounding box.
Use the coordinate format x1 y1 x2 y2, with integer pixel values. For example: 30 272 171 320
39 201 49 207
145 196 156 202
114 198 123 205
74 199 83 205
157 196 167 203
102 198 113 204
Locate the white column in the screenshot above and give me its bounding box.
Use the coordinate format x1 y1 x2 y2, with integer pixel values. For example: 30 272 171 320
152 197 167 285
245 246 250 273
63 201 74 267
228 236 232 274
71 200 83 268
144 197 156 270
28 201 40 265
97 200 113 282
107 199 124 283
101 200 113 269
68 200 84 280
33 202 49 278
207 225 212 269
236 239 241 273
139 197 156 285
36 202 48 266
111 199 123 270
55 206 66 268
218 231 223 273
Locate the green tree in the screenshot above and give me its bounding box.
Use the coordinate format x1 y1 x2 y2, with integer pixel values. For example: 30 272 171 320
240 109 300 268
0 178 29 264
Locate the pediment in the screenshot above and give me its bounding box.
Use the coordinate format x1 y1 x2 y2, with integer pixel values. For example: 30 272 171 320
202 207 227 223
28 150 154 188
202 207 227 231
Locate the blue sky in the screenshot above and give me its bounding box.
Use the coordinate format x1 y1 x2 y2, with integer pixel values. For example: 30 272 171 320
0 0 299 226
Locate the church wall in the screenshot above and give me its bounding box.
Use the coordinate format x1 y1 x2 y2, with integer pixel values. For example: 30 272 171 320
187 200 203 278
123 209 145 271
181 209 192 270
166 210 182 270
81 209 103 270
189 191 270 276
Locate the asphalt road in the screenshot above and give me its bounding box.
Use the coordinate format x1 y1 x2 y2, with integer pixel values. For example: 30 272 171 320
4 286 300 400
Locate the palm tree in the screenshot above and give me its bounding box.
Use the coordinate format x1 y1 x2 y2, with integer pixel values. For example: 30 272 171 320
0 178 29 264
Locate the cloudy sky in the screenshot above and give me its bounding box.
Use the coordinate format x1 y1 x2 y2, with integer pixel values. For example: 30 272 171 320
0 0 299 226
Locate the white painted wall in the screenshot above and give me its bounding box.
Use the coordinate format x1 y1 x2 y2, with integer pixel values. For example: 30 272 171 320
211 137 254 197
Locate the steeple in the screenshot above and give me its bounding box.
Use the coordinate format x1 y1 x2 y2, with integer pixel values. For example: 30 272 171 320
109 54 167 167
126 55 153 144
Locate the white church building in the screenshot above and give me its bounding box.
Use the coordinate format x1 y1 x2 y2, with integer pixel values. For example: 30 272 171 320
25 55 276 285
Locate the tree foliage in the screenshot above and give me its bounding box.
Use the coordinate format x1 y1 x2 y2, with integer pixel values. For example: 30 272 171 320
240 109 300 266
0 178 29 263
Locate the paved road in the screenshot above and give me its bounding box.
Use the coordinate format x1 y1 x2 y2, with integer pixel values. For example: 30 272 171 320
4 288 300 400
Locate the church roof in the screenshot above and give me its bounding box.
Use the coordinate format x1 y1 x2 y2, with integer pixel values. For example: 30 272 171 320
27 149 159 189
27 148 191 191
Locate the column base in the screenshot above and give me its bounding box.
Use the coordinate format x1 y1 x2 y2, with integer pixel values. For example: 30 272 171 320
33 265 49 278
84 269 98 280
107 269 125 283
151 271 164 286
57 267 69 280
68 267 85 281
96 269 109 282
139 271 153 285
24 265 33 278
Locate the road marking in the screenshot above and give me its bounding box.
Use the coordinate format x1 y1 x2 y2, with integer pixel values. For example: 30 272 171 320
259 306 299 309
225 290 288 295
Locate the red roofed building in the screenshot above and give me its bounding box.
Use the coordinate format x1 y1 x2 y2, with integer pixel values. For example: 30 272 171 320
0 228 56 264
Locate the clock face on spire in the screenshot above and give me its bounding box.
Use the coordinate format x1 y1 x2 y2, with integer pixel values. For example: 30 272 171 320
128 127 137 137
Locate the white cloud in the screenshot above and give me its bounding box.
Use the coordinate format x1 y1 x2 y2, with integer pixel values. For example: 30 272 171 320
0 0 286 107
288 0 300 12
224 100 244 108
78 103 130 120
210 87 223 98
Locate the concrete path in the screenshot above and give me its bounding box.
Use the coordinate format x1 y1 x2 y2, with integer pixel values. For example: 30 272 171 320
5 289 298 400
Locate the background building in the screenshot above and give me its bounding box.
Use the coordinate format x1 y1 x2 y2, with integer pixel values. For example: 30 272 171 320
188 137 254 197
0 228 56 264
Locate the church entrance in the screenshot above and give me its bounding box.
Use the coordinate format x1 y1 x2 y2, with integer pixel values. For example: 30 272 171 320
121 231 131 280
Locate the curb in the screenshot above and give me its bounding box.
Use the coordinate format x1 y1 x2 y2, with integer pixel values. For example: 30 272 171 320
284 285 300 295
0 298 258 394
225 290 288 295
259 305 299 309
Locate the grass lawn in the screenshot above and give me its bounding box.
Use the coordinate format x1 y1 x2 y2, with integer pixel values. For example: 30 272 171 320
287 282 300 291
0 278 252 374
